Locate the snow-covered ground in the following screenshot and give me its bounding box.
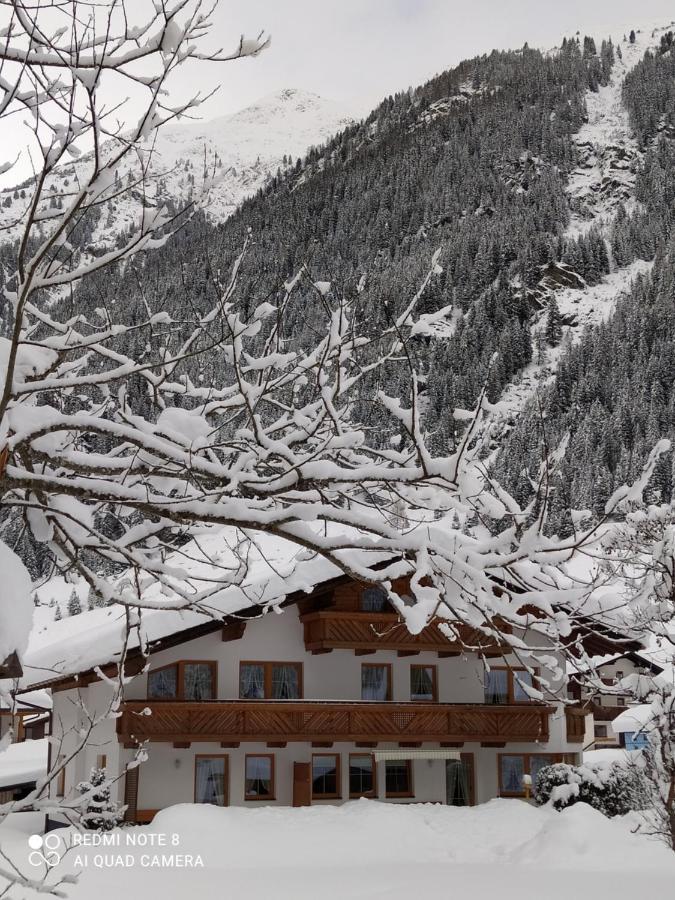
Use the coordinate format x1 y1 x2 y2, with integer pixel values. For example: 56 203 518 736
0 800 673 899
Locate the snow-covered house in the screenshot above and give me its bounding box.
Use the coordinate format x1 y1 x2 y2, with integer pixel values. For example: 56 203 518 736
0 690 51 744
15 532 629 820
570 652 663 748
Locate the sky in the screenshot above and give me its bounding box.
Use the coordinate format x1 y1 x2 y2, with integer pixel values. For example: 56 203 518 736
2 0 675 186
190 0 675 120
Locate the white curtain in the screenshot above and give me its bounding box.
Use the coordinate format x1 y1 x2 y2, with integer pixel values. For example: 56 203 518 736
148 666 177 698
361 587 388 612
271 665 299 699
246 757 271 796
240 665 265 699
411 667 433 700
501 756 524 793
362 666 388 701
446 759 470 806
484 670 508 704
195 758 225 805
184 664 213 700
513 670 534 702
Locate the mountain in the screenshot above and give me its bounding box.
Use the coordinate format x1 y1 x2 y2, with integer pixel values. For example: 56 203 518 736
6 23 675 574
0 88 355 245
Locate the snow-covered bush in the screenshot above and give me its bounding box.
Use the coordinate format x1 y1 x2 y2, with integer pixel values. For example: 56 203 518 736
534 761 649 817
76 768 124 831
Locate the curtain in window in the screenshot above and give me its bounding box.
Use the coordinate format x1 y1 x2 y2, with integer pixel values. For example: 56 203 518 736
183 664 214 700
513 670 534 702
195 757 225 805
361 587 388 612
446 759 470 806
484 670 508 704
245 757 272 797
271 665 300 699
411 667 434 700
501 756 524 793
349 756 374 795
240 664 265 699
312 756 338 796
361 666 388 701
148 666 177 698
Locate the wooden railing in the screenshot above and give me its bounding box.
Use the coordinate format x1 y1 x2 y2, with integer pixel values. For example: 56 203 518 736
117 700 551 745
300 610 507 655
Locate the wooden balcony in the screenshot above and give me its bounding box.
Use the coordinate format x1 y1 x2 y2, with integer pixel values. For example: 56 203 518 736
117 700 551 746
300 610 507 656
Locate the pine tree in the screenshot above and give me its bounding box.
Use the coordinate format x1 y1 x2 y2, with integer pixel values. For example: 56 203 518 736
545 296 563 346
54 605 62 621
67 588 82 617
76 768 124 831
629 30 636 44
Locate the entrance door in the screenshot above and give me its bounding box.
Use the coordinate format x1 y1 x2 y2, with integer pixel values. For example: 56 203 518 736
445 754 474 806
293 762 311 807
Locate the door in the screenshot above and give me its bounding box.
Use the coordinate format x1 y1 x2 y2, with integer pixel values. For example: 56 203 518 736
445 754 474 806
293 762 311 807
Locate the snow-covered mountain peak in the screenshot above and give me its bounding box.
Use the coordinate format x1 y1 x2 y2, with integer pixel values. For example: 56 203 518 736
0 88 356 242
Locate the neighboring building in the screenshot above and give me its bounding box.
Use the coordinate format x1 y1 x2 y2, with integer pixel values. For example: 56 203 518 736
612 705 653 751
569 653 663 748
15 536 631 821
0 690 51 744
0 738 48 804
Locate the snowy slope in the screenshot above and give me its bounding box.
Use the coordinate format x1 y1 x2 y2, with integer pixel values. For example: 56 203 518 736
0 89 354 246
492 26 670 425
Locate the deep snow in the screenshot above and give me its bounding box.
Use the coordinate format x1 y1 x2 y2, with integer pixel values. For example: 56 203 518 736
0 800 673 900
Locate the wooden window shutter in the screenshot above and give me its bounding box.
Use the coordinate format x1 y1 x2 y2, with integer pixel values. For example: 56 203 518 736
123 766 139 823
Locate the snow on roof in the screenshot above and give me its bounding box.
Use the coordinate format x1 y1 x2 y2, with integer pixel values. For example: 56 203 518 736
17 525 394 690
0 738 48 789
0 690 51 712
612 705 653 735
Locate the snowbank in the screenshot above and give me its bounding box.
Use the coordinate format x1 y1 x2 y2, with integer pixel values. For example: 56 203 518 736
0 799 673 900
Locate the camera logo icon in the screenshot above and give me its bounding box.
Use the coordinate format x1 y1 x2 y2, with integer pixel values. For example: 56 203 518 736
28 834 61 868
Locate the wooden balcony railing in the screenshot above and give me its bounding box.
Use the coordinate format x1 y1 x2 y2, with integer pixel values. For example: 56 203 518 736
300 610 508 656
117 700 551 745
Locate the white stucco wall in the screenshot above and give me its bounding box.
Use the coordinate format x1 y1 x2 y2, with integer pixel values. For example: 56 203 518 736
50 602 580 810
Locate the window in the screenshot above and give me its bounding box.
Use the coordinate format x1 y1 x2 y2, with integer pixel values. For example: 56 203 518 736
484 667 536 705
96 754 107 769
361 664 391 701
498 754 562 797
385 759 413 797
312 754 341 799
56 756 66 798
245 755 275 800
194 756 228 806
594 724 608 738
615 670 624 680
239 662 302 699
360 586 389 612
617 696 626 707
446 755 474 806
410 665 437 701
147 661 216 700
349 754 376 797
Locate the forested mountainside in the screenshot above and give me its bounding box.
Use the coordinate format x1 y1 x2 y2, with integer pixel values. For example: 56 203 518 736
495 41 675 534
4 27 675 574
36 37 614 429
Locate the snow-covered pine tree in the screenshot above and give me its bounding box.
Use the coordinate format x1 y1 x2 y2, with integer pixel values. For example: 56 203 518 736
76 768 123 832
67 589 82 617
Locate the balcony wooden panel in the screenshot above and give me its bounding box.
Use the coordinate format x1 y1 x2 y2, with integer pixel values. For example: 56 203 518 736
117 700 551 745
300 610 507 656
